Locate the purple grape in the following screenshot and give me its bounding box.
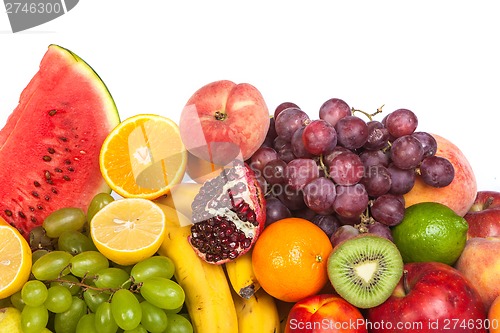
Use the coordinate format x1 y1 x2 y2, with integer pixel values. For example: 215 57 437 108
330 225 360 248
274 102 300 119
262 158 287 185
387 163 416 195
274 107 310 141
303 177 337 213
312 214 341 238
332 184 369 219
412 132 437 158
359 149 390 168
419 156 455 187
285 158 320 191
302 119 337 155
364 121 390 150
370 194 405 226
335 116 369 149
291 127 314 158
366 221 393 242
248 146 278 176
277 142 295 163
277 186 307 211
293 208 317 222
319 98 351 127
385 108 418 138
323 146 351 168
328 151 364 186
265 196 292 226
360 165 392 197
389 135 424 169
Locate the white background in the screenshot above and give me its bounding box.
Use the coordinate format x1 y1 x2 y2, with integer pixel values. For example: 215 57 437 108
1 1 499 192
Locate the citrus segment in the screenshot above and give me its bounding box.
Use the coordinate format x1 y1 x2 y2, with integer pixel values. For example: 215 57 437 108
251 217 333 302
0 220 32 299
99 114 187 200
90 198 166 266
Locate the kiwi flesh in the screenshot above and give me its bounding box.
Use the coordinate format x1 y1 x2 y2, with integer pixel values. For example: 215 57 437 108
327 234 403 308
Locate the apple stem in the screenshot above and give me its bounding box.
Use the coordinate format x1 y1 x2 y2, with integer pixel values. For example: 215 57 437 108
402 269 410 295
485 196 494 209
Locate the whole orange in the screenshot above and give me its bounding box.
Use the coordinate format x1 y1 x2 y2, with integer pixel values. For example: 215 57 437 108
488 295 500 333
252 217 333 302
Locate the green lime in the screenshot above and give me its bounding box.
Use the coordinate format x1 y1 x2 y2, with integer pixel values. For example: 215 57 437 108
392 202 468 265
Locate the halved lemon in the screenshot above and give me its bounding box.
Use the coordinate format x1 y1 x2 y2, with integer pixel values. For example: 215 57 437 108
0 220 32 299
100 114 187 200
90 198 166 266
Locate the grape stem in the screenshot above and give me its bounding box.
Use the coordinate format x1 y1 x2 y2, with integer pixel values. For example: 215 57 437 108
351 104 385 121
46 275 138 296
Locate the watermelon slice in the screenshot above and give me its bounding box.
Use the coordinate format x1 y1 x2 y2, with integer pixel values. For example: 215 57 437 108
0 44 120 238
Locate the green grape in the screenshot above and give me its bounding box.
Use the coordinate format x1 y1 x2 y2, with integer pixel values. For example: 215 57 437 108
140 301 168 333
21 280 48 307
163 313 193 333
94 267 131 289
21 305 49 333
32 250 73 280
43 207 86 238
76 313 99 333
70 250 110 277
124 324 148 333
164 304 183 314
95 302 119 333
50 274 81 295
87 192 115 223
83 288 111 313
140 277 185 310
10 290 25 311
58 230 98 254
45 285 73 313
130 256 175 283
32 249 50 264
54 296 88 333
111 289 142 330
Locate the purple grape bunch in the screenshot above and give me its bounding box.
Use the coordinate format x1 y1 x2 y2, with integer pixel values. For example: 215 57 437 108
247 98 455 246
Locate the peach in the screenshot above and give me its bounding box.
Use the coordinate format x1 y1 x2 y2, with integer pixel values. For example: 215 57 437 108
179 80 270 166
455 237 500 310
403 133 477 216
285 294 367 333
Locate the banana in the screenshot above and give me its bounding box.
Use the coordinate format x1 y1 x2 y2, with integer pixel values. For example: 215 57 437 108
232 287 281 333
156 203 238 333
154 182 202 222
225 249 261 299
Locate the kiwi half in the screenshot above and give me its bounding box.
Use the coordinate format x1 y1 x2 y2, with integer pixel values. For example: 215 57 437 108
327 234 403 308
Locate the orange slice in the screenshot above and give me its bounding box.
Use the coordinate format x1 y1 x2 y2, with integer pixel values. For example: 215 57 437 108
99 114 187 199
0 219 32 299
90 198 166 266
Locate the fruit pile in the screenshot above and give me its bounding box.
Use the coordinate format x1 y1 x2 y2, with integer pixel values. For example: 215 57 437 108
1 45 500 333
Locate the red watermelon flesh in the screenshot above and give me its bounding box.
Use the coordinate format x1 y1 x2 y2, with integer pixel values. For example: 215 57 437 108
0 44 120 238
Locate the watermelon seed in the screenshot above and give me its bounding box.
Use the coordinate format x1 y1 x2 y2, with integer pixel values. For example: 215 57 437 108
44 196 50 201
34 181 41 187
44 170 51 180
51 188 58 194
18 211 26 219
43 155 52 162
29 206 35 212
31 191 39 198
68 167 74 172
54 168 63 173
48 147 56 154
48 109 57 116
63 175 70 181
59 137 68 142
31 217 37 224
37 205 43 210
64 159 71 164
4 210 12 216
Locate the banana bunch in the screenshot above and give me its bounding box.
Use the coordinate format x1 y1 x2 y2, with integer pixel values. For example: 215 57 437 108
156 183 281 333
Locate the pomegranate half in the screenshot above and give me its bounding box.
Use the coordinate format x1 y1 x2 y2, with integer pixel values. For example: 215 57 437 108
188 163 266 264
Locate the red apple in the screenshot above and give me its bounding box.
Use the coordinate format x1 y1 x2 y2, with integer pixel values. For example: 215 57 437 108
455 237 500 310
464 191 500 239
179 80 270 166
367 262 486 333
403 134 477 216
285 294 367 333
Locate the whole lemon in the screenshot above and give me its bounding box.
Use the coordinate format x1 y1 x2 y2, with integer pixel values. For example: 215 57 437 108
392 202 468 265
0 307 22 332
